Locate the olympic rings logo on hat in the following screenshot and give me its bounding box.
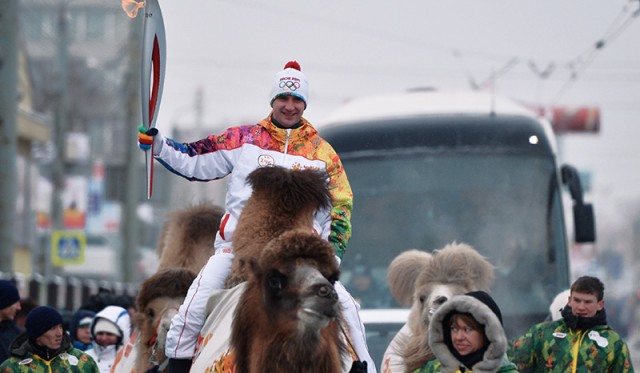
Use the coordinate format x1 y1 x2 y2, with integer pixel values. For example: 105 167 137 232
279 80 301 91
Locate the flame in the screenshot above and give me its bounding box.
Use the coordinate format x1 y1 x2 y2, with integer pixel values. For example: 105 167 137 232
122 0 144 18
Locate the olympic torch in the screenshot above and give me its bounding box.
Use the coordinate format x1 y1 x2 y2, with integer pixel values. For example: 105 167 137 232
141 0 166 199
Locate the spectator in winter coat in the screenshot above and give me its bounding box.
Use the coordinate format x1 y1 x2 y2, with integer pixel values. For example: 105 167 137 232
69 309 96 351
0 305 99 372
0 280 22 364
508 276 634 372
416 291 517 373
86 305 130 373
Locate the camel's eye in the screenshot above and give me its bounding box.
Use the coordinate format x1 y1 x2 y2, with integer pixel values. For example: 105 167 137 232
147 308 155 318
419 295 426 304
433 295 448 307
267 273 285 290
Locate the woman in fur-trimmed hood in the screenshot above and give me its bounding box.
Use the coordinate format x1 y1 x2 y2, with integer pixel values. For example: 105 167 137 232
416 291 517 373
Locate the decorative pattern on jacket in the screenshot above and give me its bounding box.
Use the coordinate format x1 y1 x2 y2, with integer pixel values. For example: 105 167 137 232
0 332 99 373
508 319 634 372
155 116 353 258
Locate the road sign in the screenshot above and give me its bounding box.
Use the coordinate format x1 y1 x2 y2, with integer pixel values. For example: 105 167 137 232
51 230 86 266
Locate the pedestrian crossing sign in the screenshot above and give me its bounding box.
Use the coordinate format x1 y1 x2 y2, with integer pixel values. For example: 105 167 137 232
52 230 86 266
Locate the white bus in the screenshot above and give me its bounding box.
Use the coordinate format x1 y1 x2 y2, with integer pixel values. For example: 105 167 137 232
319 89 595 366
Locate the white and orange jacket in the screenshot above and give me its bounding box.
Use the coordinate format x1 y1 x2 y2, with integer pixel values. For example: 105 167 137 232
154 116 353 360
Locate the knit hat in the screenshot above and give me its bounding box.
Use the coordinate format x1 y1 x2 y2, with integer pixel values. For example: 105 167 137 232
465 290 503 325
93 318 122 338
78 316 93 327
270 61 309 108
0 279 20 310
25 306 64 341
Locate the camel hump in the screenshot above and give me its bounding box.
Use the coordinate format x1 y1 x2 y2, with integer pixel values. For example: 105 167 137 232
246 166 331 212
387 249 433 307
156 202 224 273
156 202 223 257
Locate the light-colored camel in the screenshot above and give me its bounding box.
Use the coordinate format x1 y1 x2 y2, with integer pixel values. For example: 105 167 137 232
381 243 495 373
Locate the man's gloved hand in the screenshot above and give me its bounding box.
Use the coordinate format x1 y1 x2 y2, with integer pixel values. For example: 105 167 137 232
138 125 159 150
349 360 368 373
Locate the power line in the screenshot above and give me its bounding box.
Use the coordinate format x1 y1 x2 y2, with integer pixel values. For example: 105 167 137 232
217 0 639 101
550 0 640 104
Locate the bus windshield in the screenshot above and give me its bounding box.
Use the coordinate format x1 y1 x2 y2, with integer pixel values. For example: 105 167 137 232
340 148 569 335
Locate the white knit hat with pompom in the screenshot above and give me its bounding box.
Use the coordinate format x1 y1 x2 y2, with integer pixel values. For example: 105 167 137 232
270 61 309 108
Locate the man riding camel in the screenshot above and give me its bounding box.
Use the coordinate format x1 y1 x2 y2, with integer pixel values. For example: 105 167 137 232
139 60 374 372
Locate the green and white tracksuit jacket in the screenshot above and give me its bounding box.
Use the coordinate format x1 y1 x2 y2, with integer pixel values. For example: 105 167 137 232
0 333 99 373
508 319 634 372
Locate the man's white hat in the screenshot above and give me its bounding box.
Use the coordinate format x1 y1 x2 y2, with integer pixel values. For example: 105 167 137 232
270 61 309 108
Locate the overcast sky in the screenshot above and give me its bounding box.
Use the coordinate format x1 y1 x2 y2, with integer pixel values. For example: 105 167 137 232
147 0 640 221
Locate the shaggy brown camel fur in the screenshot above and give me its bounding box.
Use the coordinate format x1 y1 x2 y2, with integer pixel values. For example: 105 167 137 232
190 167 354 372
156 202 224 273
225 166 331 287
231 230 346 373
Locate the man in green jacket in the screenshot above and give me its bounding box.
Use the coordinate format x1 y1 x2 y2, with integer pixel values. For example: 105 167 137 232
508 276 634 372
0 306 99 372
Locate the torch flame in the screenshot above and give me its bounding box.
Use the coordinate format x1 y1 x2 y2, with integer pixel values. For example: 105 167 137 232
122 0 144 18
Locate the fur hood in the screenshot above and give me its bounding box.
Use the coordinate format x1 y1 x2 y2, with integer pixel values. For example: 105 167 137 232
428 293 508 373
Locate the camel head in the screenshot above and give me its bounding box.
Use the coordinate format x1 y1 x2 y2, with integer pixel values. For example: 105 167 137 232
232 230 345 373
409 242 494 330
253 229 340 334
135 268 196 372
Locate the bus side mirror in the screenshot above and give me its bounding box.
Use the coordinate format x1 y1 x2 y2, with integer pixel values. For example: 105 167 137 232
561 164 596 243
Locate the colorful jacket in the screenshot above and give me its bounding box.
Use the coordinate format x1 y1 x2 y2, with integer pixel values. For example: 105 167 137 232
416 356 518 373
155 116 353 258
508 319 634 372
0 332 99 372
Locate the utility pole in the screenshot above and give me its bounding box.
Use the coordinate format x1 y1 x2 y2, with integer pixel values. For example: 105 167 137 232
120 12 143 283
0 0 18 273
49 2 69 277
